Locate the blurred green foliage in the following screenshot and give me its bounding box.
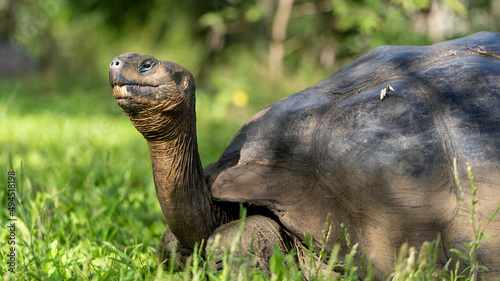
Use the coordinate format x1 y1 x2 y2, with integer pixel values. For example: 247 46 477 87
3 0 498 164
1 0 499 279
9 0 499 75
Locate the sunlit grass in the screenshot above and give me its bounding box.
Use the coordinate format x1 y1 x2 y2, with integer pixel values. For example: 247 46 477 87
1 80 164 280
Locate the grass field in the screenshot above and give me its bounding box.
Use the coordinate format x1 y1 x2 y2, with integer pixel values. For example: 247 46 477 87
1 76 498 280
1 79 165 279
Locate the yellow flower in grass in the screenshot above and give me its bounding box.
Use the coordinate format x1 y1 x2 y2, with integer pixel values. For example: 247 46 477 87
232 90 249 107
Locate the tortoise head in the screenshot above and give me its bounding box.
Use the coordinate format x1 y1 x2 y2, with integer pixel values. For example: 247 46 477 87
109 53 196 140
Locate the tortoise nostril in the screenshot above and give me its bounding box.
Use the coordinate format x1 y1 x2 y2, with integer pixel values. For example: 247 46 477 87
110 58 122 68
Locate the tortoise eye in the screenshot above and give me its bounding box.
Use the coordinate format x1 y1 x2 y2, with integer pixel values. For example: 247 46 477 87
139 60 155 73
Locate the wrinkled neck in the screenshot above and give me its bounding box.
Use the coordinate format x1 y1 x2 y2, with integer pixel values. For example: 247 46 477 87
137 108 223 249
147 131 206 206
128 102 185 142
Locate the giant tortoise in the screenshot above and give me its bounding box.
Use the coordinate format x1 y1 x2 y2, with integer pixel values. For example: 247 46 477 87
109 31 500 279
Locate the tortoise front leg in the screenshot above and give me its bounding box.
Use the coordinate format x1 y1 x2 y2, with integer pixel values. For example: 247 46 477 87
207 215 288 275
157 228 192 270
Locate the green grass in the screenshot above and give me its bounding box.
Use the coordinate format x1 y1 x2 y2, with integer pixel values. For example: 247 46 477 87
1 77 499 280
1 80 166 280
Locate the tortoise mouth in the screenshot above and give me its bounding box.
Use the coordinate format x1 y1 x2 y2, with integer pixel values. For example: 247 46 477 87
112 84 166 105
112 85 133 99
